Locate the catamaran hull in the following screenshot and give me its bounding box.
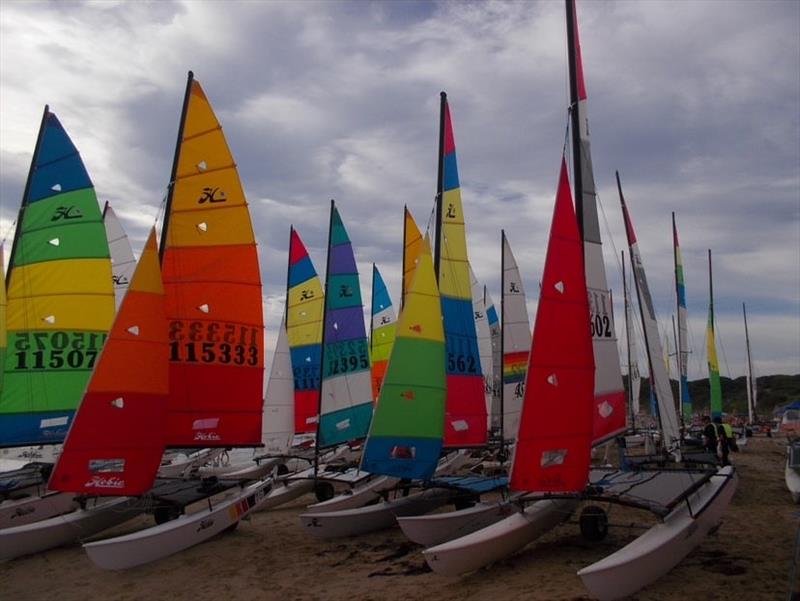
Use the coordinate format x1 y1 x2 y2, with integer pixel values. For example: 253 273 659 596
398 499 516 547
83 478 273 570
305 475 399 513
423 498 576 576
257 479 314 511
300 488 454 539
577 466 738 600
0 491 77 529
786 462 800 504
0 496 144 561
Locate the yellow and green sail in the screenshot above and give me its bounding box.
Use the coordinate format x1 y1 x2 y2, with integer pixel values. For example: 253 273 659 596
707 249 722 419
0 108 114 446
362 238 445 480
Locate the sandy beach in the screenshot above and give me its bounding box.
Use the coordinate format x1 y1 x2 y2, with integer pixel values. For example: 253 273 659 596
2 435 797 601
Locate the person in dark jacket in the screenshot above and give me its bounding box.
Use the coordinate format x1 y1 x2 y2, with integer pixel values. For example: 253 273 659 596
713 416 730 466
702 415 718 462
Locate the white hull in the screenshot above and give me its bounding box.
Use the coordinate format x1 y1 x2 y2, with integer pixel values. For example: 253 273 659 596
786 461 800 504
0 496 144 561
423 498 576 576
305 475 398 513
0 490 77 529
398 499 516 547
84 478 273 570
257 479 314 511
199 456 280 481
158 448 221 478
577 466 738 600
300 488 453 539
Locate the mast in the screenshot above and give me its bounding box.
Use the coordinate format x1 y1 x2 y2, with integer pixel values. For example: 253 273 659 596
671 314 680 423
434 92 446 280
314 199 336 477
401 205 408 308
159 71 194 261
622 250 634 433
6 105 50 287
369 263 376 358
499 230 506 457
743 302 756 423
284 226 294 324
565 0 583 235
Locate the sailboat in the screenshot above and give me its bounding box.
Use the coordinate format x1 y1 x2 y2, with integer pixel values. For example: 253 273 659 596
369 264 396 402
469 267 493 434
741 303 756 444
103 202 136 309
673 213 694 425
706 249 723 420
0 107 115 529
621 250 642 444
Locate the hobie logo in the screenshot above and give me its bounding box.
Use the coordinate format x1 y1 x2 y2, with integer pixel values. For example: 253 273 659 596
598 401 614 418
409 324 422 334
400 390 415 400
193 418 221 441
194 431 222 442
85 475 125 489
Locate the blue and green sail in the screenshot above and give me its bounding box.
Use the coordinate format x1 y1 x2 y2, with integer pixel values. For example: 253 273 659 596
0 108 114 446
362 237 445 480
317 202 373 448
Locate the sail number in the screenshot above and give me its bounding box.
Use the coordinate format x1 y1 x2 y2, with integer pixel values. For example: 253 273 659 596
12 331 107 370
168 320 260 366
588 290 614 339
589 314 613 338
324 340 369 378
447 353 477 374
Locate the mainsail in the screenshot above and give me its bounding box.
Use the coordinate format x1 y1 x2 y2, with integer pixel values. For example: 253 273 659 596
434 93 486 447
402 206 424 307
486 292 502 431
317 202 372 448
707 250 722 419
49 229 167 495
103 202 136 309
469 267 493 431
262 316 294 455
672 213 693 422
159 72 264 446
618 172 680 450
510 159 593 493
622 251 641 422
501 232 532 443
0 107 114 446
361 238 445 480
566 0 626 444
286 227 324 434
370 264 396 402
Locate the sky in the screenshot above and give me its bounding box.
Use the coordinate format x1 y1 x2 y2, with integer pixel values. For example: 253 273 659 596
1 0 798 382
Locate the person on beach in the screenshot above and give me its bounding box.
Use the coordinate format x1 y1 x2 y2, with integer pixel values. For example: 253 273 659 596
713 416 731 466
702 415 718 461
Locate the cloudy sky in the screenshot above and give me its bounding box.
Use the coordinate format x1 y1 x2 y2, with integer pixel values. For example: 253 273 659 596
1 0 798 382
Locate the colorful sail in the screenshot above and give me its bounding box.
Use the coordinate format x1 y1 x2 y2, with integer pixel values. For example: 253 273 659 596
370 264 396 402
435 93 486 447
510 159 593 493
0 108 114 447
672 213 693 422
0 247 6 395
567 1 626 444
501 232 532 443
262 316 294 455
103 202 136 310
486 292 502 431
49 229 167 494
469 266 493 430
361 238 445 480
286 227 324 433
317 203 372 448
707 250 722 419
618 172 680 449
160 73 264 446
402 206 424 307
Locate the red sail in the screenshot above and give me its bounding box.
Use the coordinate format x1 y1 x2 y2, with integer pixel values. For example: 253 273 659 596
49 229 168 495
510 159 594 493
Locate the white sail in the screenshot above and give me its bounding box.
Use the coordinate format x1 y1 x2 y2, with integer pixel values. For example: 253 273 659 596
102 202 136 309
486 289 502 432
624 259 641 417
501 233 531 442
743 303 756 423
262 316 294 455
470 266 494 431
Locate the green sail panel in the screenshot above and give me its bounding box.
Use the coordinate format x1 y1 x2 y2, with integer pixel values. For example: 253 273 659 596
0 109 114 446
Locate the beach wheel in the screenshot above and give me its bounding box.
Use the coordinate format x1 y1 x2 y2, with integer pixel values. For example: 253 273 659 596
314 481 335 502
154 504 182 525
579 505 608 541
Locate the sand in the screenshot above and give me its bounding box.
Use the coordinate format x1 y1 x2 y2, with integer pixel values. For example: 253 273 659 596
2 435 798 601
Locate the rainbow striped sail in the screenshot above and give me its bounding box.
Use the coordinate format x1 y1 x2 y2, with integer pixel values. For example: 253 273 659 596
160 73 264 446
435 93 486 447
501 232 531 442
370 264 396 402
672 213 693 422
362 238 445 480
0 108 114 446
287 227 324 433
707 250 722 419
103 202 136 310
50 229 168 495
317 203 372 448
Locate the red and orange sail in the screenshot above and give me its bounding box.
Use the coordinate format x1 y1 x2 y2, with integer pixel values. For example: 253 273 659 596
160 72 264 446
510 160 593 493
50 229 168 495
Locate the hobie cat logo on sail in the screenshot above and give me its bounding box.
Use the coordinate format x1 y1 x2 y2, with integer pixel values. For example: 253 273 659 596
193 417 221 441
85 475 125 489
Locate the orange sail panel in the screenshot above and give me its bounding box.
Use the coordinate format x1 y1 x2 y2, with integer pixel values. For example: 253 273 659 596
50 229 168 495
510 160 593 493
160 73 264 446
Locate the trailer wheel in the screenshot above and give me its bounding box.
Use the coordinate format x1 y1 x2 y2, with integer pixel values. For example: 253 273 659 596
579 505 608 541
277 464 289 476
154 505 182 525
314 481 335 502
